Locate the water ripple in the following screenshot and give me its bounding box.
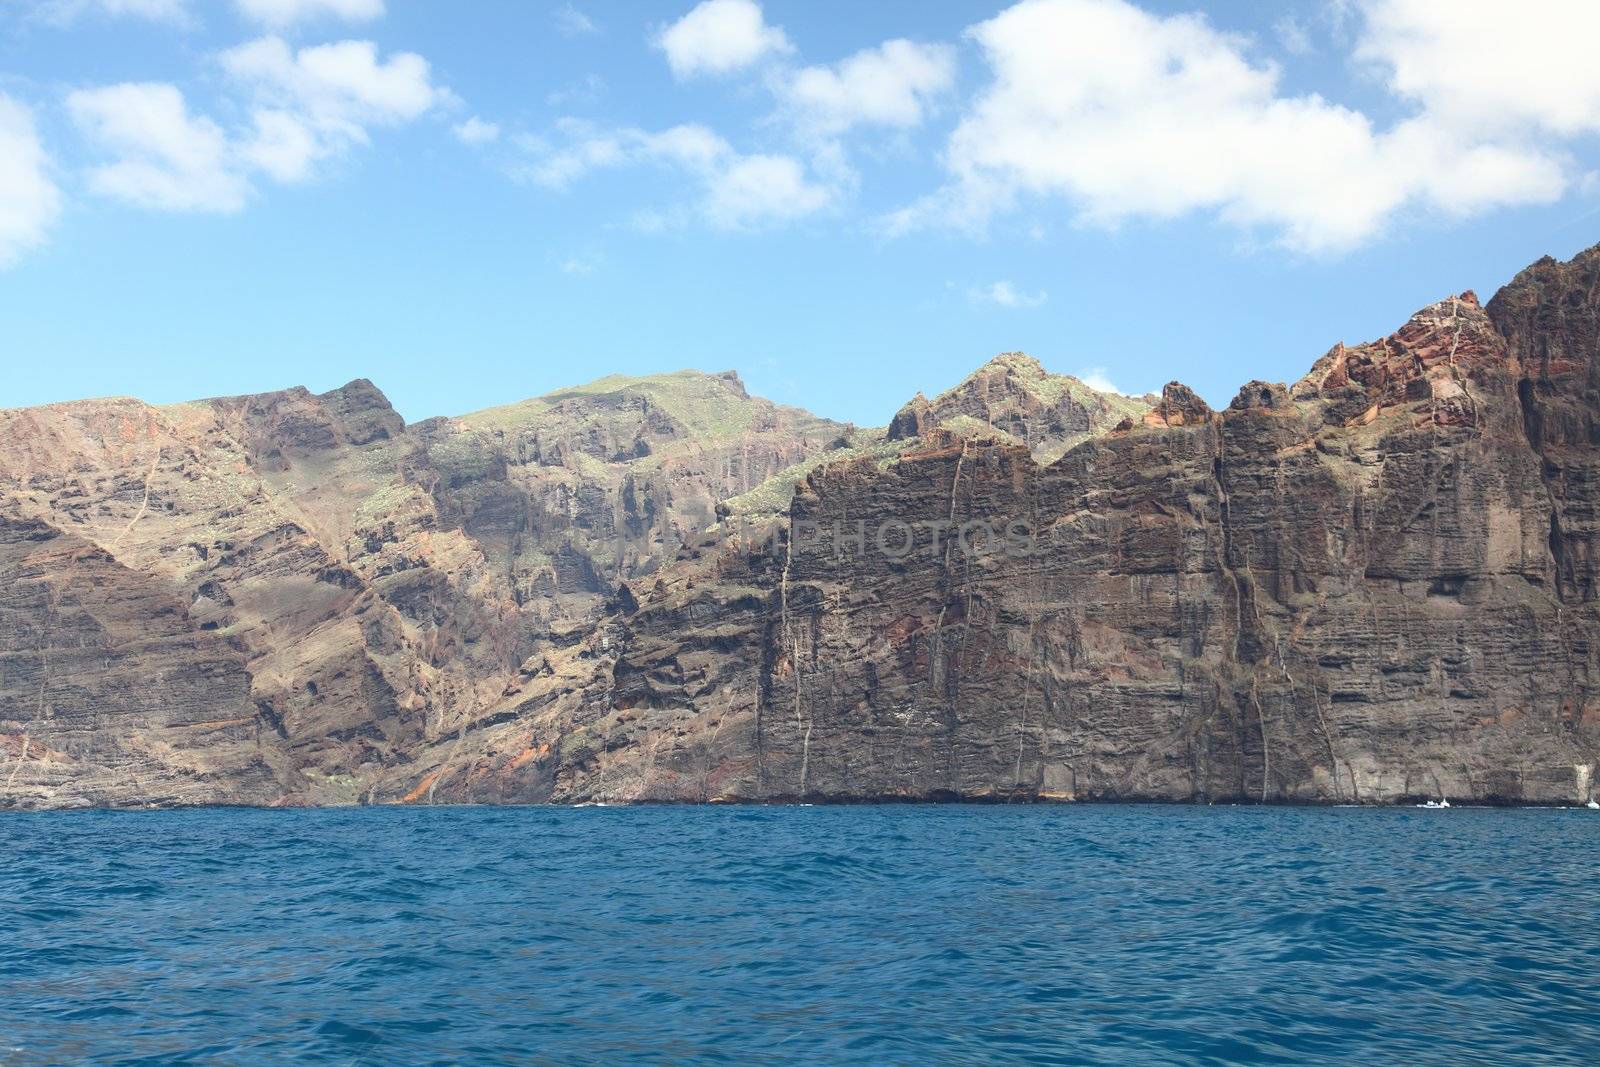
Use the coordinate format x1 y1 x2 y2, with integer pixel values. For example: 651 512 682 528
0 805 1597 1064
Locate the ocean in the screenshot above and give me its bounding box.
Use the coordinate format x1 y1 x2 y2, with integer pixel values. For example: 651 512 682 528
2 805 1596 1065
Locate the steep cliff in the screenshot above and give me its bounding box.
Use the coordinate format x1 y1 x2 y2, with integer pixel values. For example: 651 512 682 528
400 253 1600 808
0 371 847 807
3 245 1598 808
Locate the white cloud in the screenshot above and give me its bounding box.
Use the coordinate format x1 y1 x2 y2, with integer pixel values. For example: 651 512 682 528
782 39 956 137
1077 367 1120 394
67 82 249 211
1356 0 1600 137
969 280 1046 309
0 93 62 267
514 121 627 190
889 0 1574 253
234 0 385 27
70 37 450 212
554 3 597 36
656 0 792 79
217 35 452 180
703 152 831 228
238 107 320 181
221 36 450 127
453 116 500 145
517 118 831 230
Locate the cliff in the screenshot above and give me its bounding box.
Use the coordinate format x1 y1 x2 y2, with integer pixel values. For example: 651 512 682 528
4 244 1599 808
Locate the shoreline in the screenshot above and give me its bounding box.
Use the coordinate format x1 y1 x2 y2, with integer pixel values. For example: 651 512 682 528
5 795 1597 814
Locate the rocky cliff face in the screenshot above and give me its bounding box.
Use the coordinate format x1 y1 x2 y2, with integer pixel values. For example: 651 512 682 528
4 245 1599 808
0 371 846 807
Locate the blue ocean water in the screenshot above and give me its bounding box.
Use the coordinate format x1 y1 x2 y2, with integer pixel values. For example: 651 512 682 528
2 805 1597 1066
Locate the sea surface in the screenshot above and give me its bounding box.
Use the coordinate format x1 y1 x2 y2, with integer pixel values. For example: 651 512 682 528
2 805 1597 1065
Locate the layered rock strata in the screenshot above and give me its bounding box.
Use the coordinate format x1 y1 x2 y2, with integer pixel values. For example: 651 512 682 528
4 245 1599 808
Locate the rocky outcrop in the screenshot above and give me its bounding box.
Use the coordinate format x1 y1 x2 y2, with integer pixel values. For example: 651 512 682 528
902 352 1152 460
4 245 1600 809
1144 381 1213 427
887 393 934 441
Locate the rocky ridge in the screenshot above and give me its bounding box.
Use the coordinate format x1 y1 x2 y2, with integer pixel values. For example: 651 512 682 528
3 244 1599 808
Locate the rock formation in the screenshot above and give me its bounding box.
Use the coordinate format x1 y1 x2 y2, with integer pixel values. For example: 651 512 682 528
887 353 1153 462
3 244 1599 808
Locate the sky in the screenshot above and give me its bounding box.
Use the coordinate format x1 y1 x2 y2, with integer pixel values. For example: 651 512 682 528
2 0 1599 428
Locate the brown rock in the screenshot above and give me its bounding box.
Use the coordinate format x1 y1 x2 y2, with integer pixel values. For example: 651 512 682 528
5 244 1600 808
1145 381 1213 427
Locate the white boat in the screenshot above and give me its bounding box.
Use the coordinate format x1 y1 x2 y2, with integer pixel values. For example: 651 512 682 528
1417 799 1451 809
1588 798 1599 810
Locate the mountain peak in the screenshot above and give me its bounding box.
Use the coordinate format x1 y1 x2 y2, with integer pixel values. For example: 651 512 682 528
983 351 1047 374
887 392 934 441
885 352 1150 459
1143 381 1213 427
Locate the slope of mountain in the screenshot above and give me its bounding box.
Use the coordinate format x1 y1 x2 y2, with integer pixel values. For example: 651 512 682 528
3 244 1599 809
0 370 847 807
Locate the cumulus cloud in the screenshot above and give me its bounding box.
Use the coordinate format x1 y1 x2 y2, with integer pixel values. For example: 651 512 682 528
888 0 1574 253
453 116 500 145
221 36 449 126
1356 0 1600 137
69 37 450 212
781 39 956 137
701 152 830 228
234 0 385 27
656 0 792 79
516 118 831 229
969 280 1046 309
217 35 452 180
67 82 249 211
0 93 62 267
528 5 946 228
238 106 321 181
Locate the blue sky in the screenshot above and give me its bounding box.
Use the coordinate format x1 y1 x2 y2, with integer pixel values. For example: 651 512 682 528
2 0 1599 427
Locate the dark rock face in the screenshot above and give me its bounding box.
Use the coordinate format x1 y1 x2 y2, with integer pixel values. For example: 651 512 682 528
422 252 1600 808
1146 381 1213 427
887 393 933 441
1487 255 1600 603
0 514 292 808
4 244 1600 809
